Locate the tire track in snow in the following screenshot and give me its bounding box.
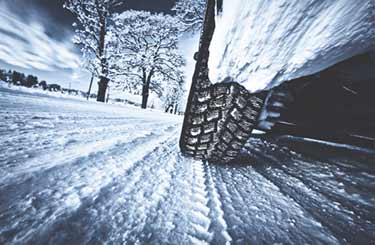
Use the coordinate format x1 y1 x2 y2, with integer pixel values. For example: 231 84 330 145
0 121 176 187
0 113 144 142
187 160 213 244
0 117 154 159
212 165 261 244
132 151 188 244
116 140 179 244
135 151 215 245
29 132 180 244
249 139 375 220
0 117 171 163
0 126 179 244
278 157 375 224
202 161 232 244
247 147 375 244
136 154 212 244
245 139 375 242
206 141 338 245
211 166 254 243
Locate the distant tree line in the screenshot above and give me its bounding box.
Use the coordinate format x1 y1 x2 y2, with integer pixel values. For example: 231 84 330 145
0 68 92 97
0 69 41 88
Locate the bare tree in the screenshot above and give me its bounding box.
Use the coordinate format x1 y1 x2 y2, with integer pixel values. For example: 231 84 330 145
64 0 120 102
112 11 185 109
173 0 206 34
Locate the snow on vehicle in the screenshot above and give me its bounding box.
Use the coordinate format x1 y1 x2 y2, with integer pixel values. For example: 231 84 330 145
180 0 375 163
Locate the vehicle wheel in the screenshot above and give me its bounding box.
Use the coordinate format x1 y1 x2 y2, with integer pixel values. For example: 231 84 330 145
257 84 295 131
180 81 266 163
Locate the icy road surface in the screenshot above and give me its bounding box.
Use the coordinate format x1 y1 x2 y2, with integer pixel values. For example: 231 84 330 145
0 87 374 244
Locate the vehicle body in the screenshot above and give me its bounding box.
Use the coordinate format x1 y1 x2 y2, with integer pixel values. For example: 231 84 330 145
180 0 375 163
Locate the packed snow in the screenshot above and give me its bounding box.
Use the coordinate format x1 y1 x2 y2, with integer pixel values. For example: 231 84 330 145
209 0 375 92
0 87 374 244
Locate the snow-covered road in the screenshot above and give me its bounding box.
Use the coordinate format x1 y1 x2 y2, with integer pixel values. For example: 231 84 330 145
0 87 374 244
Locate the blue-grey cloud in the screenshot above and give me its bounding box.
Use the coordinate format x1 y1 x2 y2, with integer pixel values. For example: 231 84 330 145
0 2 80 72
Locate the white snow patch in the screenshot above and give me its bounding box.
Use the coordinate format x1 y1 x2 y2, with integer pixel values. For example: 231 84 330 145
209 0 375 91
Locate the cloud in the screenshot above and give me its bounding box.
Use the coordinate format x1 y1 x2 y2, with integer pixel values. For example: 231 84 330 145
0 3 80 72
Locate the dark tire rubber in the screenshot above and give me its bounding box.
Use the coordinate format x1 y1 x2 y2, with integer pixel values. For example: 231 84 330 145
180 82 266 163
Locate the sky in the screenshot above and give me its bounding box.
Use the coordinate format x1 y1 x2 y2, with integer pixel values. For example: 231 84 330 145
0 0 176 91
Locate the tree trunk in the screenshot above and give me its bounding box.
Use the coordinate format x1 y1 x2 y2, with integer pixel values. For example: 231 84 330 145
87 75 94 100
217 0 223 14
165 105 172 113
96 14 108 103
106 86 110 103
141 83 149 109
97 76 109 102
141 69 154 109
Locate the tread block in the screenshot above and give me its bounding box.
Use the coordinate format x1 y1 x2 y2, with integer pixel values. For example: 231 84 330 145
212 85 229 96
217 142 228 151
191 115 205 125
193 102 208 113
222 131 233 143
187 137 198 145
197 90 211 103
231 141 243 150
203 122 216 134
235 129 249 140
195 149 207 155
209 96 226 108
197 143 209 150
227 121 238 133
226 150 238 157
230 108 242 121
206 109 220 122
235 96 247 109
200 134 212 144
185 144 196 151
250 97 263 109
243 107 258 121
190 127 202 136
239 120 254 132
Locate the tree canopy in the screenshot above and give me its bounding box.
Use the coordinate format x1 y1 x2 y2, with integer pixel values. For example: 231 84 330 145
112 11 185 109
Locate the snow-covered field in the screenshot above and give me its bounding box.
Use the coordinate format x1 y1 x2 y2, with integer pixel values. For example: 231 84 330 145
0 87 374 244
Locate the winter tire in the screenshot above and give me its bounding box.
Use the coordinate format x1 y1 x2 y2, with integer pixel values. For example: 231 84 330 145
180 81 266 163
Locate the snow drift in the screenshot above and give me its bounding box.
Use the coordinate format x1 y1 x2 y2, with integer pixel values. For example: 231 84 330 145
208 0 375 92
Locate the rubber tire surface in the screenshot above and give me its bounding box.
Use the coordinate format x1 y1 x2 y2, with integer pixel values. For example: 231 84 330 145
180 82 266 163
